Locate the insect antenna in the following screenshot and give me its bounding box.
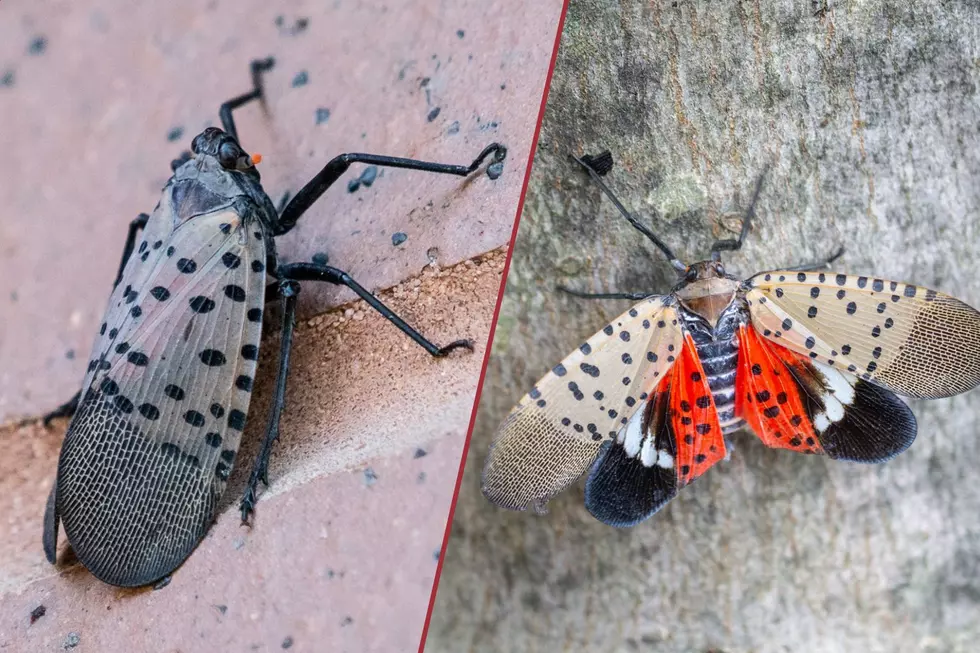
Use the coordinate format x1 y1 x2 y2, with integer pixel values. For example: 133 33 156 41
218 57 276 142
572 151 687 272
709 166 769 260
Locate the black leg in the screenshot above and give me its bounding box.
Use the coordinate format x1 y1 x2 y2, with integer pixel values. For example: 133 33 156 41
277 262 472 357
709 167 769 258
113 213 149 288
275 143 507 235
219 57 275 143
573 151 687 273
558 286 650 301
240 280 300 524
779 245 845 272
31 390 81 427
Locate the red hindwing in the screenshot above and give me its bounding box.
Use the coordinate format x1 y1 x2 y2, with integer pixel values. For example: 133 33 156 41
670 334 726 485
735 324 823 454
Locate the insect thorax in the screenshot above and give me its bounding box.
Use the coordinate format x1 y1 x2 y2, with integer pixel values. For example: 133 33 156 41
676 284 748 435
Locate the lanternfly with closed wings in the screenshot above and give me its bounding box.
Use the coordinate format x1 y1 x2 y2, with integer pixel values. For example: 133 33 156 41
482 151 980 527
39 59 506 587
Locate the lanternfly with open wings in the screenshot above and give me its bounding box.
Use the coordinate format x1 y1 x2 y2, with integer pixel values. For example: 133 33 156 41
482 151 980 527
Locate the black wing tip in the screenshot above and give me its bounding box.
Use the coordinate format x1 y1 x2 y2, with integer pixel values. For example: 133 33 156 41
821 380 918 464
580 150 614 176
584 441 676 527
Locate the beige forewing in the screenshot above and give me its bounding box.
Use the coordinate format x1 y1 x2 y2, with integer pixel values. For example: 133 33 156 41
746 271 980 399
482 297 685 511
58 207 267 586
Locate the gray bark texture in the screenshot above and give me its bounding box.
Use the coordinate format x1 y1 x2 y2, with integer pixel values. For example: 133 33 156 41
426 1 980 652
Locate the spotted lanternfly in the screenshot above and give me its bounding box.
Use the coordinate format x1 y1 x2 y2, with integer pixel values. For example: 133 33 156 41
482 151 980 527
39 58 507 586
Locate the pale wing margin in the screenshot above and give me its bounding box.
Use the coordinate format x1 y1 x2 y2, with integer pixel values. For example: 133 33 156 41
482 297 686 512
745 271 980 399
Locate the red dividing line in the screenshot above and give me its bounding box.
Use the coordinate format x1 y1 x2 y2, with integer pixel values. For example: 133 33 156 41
415 1 572 650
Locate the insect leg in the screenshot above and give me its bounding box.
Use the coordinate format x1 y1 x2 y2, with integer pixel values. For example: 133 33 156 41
218 57 275 142
277 262 473 356
709 167 769 257
240 279 300 523
113 213 149 288
39 390 81 426
573 151 687 272
274 143 508 234
557 286 650 300
778 245 845 272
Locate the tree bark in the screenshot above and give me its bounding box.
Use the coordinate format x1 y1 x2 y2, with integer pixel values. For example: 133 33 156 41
428 1 980 651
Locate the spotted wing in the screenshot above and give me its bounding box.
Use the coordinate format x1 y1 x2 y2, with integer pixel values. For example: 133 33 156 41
735 324 916 462
53 202 267 587
482 297 685 513
585 334 725 526
745 271 980 399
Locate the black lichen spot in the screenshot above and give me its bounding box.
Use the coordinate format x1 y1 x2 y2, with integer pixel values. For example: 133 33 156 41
127 351 149 366
247 308 262 322
235 375 253 392
225 285 247 302
151 286 171 301
28 36 47 56
392 232 408 246
166 126 184 142
190 296 216 313
165 384 185 400
139 403 160 420
315 107 331 125
222 252 242 269
199 349 227 366
184 410 206 427
292 70 309 87
0 70 14 87
426 107 442 122
228 409 247 431
242 344 259 360
177 258 197 274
